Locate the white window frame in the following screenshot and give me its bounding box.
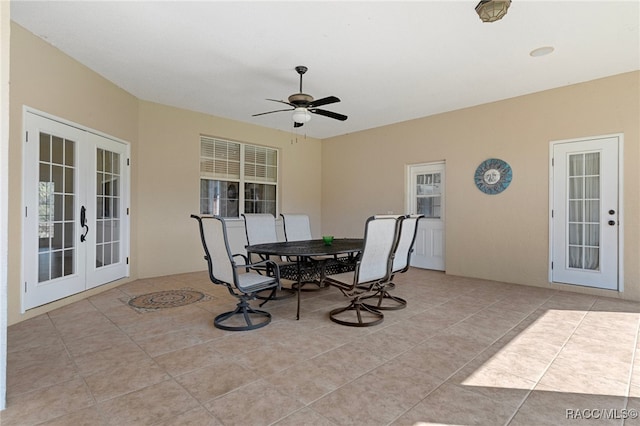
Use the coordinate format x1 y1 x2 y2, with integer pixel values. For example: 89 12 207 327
199 136 279 218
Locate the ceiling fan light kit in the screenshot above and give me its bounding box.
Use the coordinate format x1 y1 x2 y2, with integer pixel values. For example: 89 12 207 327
292 107 311 123
252 65 347 128
476 0 511 23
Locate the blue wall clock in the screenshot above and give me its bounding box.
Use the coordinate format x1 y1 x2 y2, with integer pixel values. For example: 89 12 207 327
474 158 512 195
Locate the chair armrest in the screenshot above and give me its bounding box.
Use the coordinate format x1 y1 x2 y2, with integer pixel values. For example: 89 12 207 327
232 253 250 272
236 259 281 282
232 253 249 263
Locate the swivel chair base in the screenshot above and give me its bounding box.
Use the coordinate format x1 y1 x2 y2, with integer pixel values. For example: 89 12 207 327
329 299 384 327
214 299 272 331
362 290 407 311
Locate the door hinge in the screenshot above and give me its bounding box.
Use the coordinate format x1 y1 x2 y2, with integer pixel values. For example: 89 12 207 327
551 262 554 269
126 208 130 215
127 158 130 166
25 206 28 217
551 157 554 167
25 131 28 142
551 210 554 218
126 257 129 265
24 281 27 293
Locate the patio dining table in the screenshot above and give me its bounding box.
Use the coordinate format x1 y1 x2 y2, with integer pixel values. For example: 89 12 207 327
246 238 363 320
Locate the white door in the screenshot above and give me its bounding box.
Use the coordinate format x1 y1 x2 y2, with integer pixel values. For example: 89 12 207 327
550 135 620 290
22 111 130 310
407 162 445 270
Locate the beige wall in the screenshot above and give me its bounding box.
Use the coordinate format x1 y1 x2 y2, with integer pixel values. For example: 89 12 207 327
8 24 139 325
322 71 640 300
7 23 322 325
136 101 322 279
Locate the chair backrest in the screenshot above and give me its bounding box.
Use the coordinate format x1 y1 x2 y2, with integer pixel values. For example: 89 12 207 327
242 213 279 245
192 215 236 285
280 214 313 241
392 215 423 273
357 216 401 284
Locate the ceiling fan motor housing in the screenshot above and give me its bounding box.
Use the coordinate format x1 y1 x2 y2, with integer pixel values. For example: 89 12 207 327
288 93 314 106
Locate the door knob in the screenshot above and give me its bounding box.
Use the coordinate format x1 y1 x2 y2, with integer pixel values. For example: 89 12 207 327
609 210 616 215
80 205 89 242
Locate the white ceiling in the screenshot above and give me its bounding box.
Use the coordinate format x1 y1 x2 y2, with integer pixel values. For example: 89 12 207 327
10 1 640 139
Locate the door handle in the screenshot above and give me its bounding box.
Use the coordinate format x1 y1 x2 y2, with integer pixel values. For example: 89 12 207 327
608 220 616 226
80 205 89 242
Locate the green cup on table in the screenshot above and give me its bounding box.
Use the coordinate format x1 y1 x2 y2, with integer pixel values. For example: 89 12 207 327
322 235 334 246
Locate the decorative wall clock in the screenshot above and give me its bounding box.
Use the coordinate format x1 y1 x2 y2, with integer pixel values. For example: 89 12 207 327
474 158 512 195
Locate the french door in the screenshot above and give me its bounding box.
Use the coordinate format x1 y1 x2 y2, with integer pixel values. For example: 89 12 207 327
22 111 130 310
406 162 445 270
550 135 621 290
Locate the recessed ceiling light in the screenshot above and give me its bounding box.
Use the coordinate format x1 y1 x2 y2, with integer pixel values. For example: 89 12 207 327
530 46 555 57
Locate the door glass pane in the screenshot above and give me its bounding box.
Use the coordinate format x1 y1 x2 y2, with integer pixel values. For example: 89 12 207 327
569 224 583 245
585 224 600 246
52 136 64 164
566 152 600 271
38 132 76 282
569 177 583 199
415 173 441 218
417 197 441 218
584 200 599 222
569 201 583 221
63 250 74 277
569 154 583 176
96 148 121 268
585 152 600 175
569 246 583 268
585 177 599 198
38 252 50 282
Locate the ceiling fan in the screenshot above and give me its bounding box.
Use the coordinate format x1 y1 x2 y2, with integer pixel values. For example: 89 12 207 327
252 66 348 128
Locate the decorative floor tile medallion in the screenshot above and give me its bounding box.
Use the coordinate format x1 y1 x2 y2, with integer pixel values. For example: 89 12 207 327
125 289 211 312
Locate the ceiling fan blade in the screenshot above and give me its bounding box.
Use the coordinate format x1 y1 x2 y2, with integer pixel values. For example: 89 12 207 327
309 108 348 121
266 98 295 107
252 108 294 117
309 96 340 108
293 122 304 128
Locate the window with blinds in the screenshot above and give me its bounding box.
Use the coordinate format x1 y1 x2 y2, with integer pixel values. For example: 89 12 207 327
200 136 278 217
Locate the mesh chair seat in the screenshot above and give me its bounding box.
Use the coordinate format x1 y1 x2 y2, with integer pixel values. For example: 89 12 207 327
237 272 279 293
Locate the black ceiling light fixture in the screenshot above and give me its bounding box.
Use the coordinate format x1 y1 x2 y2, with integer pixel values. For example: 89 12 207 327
476 0 511 23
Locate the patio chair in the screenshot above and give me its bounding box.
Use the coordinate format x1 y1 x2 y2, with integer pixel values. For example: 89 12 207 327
242 213 296 300
280 213 326 291
280 212 357 277
362 214 423 310
280 213 313 241
323 215 400 327
191 214 281 331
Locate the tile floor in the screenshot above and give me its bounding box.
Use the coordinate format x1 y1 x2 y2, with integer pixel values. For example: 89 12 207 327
2 268 640 425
